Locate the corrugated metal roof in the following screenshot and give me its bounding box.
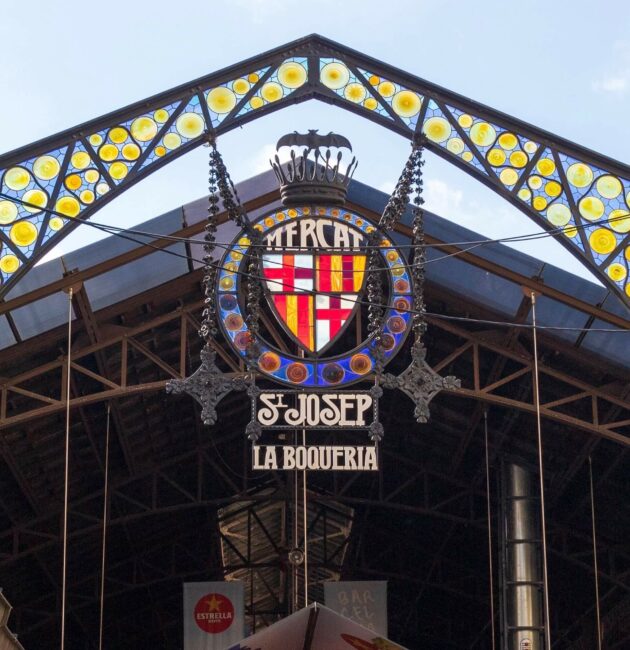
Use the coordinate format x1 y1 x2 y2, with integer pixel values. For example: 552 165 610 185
3 170 628 369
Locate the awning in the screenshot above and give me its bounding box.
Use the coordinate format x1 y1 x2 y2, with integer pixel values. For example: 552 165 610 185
227 602 407 650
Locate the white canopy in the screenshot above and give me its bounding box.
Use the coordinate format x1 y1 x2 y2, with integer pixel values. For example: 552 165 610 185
226 603 406 650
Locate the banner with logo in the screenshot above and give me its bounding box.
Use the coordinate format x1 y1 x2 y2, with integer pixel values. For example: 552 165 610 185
324 581 388 636
184 581 244 649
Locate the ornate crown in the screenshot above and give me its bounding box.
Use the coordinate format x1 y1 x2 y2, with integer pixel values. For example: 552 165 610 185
270 130 358 206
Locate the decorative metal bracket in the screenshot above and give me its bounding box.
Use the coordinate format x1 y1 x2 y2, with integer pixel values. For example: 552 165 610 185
382 340 460 424
166 346 250 425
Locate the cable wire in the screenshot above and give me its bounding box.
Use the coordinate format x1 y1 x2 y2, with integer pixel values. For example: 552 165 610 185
484 409 497 650
531 291 553 650
84 220 630 334
60 287 73 650
98 403 111 650
588 456 603 650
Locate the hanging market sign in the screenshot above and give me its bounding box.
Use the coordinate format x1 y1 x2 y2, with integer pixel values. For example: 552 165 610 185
167 130 459 473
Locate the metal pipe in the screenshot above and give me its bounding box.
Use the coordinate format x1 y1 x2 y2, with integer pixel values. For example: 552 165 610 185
500 461 545 649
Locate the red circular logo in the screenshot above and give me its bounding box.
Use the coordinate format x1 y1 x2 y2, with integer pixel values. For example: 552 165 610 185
193 592 234 634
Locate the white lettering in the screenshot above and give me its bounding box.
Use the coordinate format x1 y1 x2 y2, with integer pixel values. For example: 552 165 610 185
252 446 378 471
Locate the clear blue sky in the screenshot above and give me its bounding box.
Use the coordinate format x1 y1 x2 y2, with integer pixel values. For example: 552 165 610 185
2 0 629 281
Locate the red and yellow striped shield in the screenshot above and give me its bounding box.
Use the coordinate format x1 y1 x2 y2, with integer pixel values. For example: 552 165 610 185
262 252 366 353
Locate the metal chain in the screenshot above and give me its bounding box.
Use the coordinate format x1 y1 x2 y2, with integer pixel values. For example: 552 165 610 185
379 145 419 231
410 144 427 344
209 143 253 235
203 136 262 367
368 141 424 374
199 138 220 342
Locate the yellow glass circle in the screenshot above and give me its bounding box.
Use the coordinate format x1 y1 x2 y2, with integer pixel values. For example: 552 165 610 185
545 181 562 198
607 263 627 282
248 72 259 83
219 276 234 290
566 162 594 188
377 81 395 98
261 82 283 102
518 188 532 201
49 217 64 231
458 114 473 128
131 116 158 142
277 61 307 89
523 141 538 154
10 221 37 247
626 246 630 261
596 175 622 199
163 133 181 150
510 151 528 168
579 196 605 221
71 151 91 170
232 78 250 95
344 82 366 103
462 151 473 162
155 146 166 157
423 116 451 143
0 201 18 224
363 97 378 110
207 86 237 114
287 208 298 218
89 134 103 146
626 283 630 298
499 168 518 186
238 236 251 247
446 138 464 155
369 75 380 85
487 148 506 166
33 155 60 180
99 144 118 162
470 122 497 147
109 162 128 180
528 175 543 190
609 209 630 233
84 169 99 183
56 195 81 217
498 133 518 150
589 228 616 255
546 203 572 226
0 255 19 274
96 182 109 195
533 196 547 211
176 112 205 139
23 189 47 213
250 96 264 109
536 158 556 177
122 143 140 160
564 226 579 238
320 62 350 90
154 109 169 123
392 91 421 118
264 217 275 227
80 189 95 204
109 127 128 144
65 174 82 191
4 167 31 191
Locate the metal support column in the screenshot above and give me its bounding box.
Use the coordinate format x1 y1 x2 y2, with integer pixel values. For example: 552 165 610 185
499 460 545 649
